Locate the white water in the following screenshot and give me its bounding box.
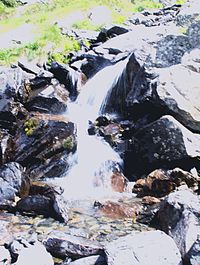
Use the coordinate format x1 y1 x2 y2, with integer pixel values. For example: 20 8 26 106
55 59 128 200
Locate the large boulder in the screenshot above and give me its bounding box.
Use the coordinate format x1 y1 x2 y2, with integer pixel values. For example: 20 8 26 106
13 115 76 180
156 189 200 259
125 115 200 177
105 230 182 265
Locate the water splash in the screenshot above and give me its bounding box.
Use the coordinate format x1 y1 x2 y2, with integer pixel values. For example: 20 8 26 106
55 59 128 200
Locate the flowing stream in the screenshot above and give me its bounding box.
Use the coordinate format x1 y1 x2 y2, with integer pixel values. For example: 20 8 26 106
54 58 129 200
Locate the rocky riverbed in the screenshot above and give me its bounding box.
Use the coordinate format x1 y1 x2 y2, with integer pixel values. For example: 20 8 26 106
0 0 200 264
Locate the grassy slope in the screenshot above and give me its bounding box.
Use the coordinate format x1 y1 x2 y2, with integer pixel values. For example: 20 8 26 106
0 0 166 65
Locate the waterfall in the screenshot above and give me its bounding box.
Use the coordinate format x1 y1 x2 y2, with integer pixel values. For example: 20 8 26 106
55 58 128 200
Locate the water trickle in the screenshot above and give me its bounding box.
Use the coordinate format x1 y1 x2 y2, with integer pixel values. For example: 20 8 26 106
55 59 128 200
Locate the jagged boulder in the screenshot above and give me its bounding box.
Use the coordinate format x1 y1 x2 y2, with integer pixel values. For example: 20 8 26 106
156 189 200 259
13 115 76 180
125 115 200 177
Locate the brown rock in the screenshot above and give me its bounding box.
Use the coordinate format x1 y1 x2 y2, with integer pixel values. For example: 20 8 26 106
111 171 127 193
142 196 161 205
98 201 141 219
133 169 176 197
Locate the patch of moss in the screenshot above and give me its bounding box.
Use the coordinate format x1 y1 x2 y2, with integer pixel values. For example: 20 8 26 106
24 118 39 137
62 135 75 151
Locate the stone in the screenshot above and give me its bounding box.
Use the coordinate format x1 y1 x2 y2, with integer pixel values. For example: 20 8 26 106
105 230 182 265
155 64 200 132
111 171 127 193
0 220 13 246
0 129 13 165
25 82 69 114
88 6 112 26
49 61 82 100
96 200 141 219
13 116 76 180
0 162 29 205
142 196 161 205
126 115 200 176
182 48 200 73
156 189 200 258
69 255 107 265
187 21 200 48
44 232 104 259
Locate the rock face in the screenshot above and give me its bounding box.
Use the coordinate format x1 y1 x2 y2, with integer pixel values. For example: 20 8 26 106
0 162 29 205
125 115 200 177
13 116 76 180
156 189 200 259
105 230 182 265
185 237 200 265
69 255 107 265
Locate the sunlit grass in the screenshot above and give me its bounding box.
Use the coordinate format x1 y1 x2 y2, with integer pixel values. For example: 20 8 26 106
0 0 164 65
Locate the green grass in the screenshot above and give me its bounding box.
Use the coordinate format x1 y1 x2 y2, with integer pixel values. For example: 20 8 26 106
0 0 164 65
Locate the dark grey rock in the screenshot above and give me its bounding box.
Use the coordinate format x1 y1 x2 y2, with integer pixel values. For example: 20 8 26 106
156 189 200 258
49 61 82 100
25 82 69 114
187 21 200 48
155 35 192 67
0 162 28 205
13 118 76 180
125 115 200 176
45 233 104 259
105 230 182 265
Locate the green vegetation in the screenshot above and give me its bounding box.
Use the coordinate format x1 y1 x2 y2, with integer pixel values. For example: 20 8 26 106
175 0 186 4
62 135 75 150
24 118 39 137
0 0 164 65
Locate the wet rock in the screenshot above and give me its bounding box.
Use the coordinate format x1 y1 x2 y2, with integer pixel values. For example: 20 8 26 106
49 61 82 100
69 255 107 265
156 189 200 258
105 230 182 265
13 117 76 180
0 162 29 205
0 129 13 165
16 195 55 217
0 246 11 265
126 115 200 176
111 171 128 193
44 233 104 259
71 53 113 79
185 236 200 265
96 200 141 219
16 190 69 223
25 82 69 114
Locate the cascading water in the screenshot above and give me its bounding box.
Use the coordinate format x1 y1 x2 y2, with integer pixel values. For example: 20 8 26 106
54 58 128 200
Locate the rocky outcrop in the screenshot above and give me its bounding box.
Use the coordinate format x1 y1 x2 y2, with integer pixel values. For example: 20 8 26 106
156 189 200 259
13 115 76 180
105 230 182 265
125 115 200 177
